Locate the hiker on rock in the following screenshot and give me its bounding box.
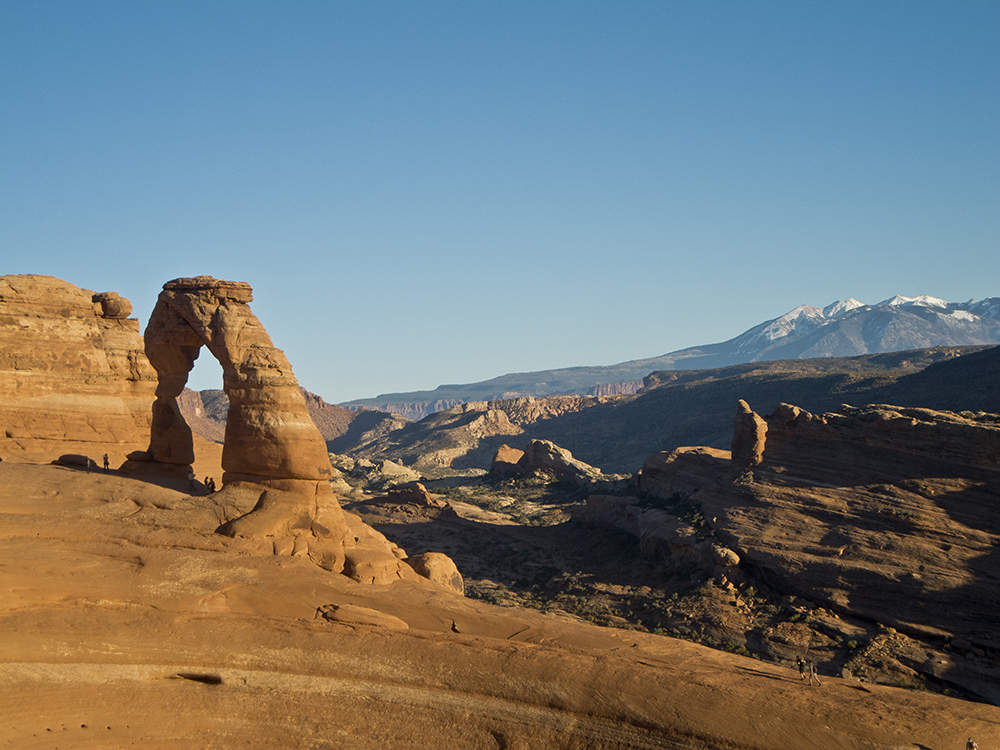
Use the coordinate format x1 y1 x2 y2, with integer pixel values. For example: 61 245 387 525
967 738 978 750
809 661 821 686
797 657 806 681
103 453 110 473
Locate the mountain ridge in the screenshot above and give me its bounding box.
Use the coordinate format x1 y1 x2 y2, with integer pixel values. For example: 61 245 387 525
341 295 1000 418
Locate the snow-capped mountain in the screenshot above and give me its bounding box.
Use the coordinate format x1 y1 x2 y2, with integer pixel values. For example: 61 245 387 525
726 296 1000 362
342 295 1000 412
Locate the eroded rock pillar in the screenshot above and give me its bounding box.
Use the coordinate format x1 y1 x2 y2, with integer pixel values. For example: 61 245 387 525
731 399 767 477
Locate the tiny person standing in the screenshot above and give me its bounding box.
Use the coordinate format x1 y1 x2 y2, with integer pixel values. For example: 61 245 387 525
809 662 821 686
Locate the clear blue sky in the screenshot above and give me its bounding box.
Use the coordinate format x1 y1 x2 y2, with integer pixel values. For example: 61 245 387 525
2 1 997 402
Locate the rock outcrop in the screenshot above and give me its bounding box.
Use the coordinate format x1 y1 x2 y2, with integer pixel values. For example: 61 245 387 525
0 274 156 463
639 446 731 499
404 552 464 594
142 277 333 484
730 399 767 476
133 276 431 583
516 439 605 486
487 444 525 480
574 495 741 574
640 400 1000 702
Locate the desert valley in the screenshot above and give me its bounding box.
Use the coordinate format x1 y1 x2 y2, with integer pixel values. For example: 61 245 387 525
2 273 1000 749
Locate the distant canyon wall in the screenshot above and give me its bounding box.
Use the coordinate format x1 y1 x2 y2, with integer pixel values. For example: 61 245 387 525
345 381 642 421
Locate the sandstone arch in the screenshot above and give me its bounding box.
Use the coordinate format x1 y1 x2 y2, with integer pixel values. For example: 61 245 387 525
143 276 343 547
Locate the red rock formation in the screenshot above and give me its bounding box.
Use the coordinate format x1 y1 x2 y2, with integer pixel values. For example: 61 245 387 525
590 379 643 397
639 446 731 498
144 277 332 484
0 274 156 462
404 552 464 594
488 444 525 479
640 401 1000 702
137 277 354 572
516 439 603 486
730 399 767 475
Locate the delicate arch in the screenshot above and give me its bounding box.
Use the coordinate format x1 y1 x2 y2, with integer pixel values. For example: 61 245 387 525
143 276 332 484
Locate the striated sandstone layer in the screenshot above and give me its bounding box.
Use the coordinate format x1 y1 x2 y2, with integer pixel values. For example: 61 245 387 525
0 274 156 464
178 386 357 446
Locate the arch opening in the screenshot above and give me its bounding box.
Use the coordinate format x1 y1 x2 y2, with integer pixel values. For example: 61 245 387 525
142 276 333 486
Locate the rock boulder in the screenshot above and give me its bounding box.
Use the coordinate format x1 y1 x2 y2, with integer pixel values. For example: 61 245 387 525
516 439 604 486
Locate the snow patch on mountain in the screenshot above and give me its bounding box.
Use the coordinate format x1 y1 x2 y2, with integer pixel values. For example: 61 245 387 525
822 298 865 318
878 295 949 309
752 295 1000 346
760 305 826 341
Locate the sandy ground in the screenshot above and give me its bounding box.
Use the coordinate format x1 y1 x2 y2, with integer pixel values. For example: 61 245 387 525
1 460 998 749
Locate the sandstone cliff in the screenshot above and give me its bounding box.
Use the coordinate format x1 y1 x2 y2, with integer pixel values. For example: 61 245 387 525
0 274 157 463
590 379 643 397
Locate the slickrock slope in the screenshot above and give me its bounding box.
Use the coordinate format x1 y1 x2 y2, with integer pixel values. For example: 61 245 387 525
639 402 1000 704
2 460 998 749
0 274 157 465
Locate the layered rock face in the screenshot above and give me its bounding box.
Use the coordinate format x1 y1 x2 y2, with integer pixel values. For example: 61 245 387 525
642 401 1000 702
178 386 357 446
0 275 156 461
